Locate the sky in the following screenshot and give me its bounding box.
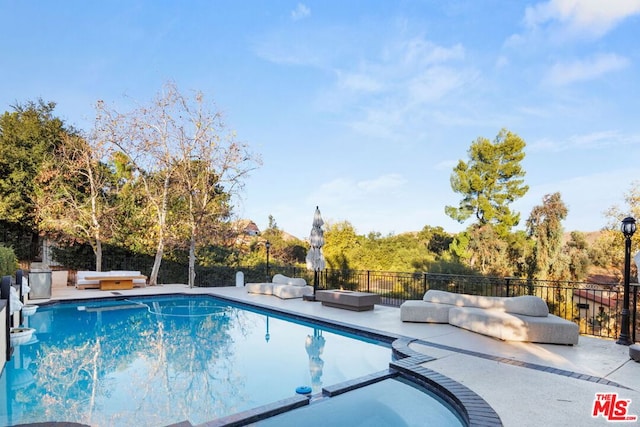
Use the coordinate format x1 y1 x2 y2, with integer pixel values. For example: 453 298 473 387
1 0 639 240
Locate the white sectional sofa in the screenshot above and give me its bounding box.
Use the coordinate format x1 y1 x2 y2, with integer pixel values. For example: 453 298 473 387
246 274 313 299
400 289 579 345
76 270 147 289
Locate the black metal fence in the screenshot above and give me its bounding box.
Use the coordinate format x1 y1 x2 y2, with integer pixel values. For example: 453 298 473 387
73 258 640 342
234 266 637 342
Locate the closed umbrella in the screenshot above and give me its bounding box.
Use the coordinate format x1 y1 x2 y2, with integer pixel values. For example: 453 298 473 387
305 328 325 392
305 206 325 297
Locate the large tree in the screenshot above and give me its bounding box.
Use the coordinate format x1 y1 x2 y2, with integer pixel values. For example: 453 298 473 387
445 128 529 237
168 87 258 288
525 192 568 280
96 82 259 286
35 132 115 271
0 101 72 259
601 180 640 278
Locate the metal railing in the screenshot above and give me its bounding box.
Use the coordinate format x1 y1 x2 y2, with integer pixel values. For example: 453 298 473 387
71 258 640 342
309 269 636 341
237 267 635 342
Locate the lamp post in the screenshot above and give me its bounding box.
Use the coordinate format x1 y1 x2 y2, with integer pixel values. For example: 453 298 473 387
265 241 271 282
617 216 636 346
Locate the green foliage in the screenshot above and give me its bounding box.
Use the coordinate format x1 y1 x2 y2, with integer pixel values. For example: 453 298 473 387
0 221 38 261
466 224 510 275
603 180 640 269
0 100 70 228
562 232 591 281
589 230 619 269
526 193 569 280
0 245 18 276
323 221 361 270
445 128 529 237
416 225 453 256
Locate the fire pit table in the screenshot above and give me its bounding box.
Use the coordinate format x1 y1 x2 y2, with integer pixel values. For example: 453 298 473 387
315 290 381 311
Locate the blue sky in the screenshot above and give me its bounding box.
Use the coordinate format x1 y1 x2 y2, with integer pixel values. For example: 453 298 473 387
1 1 639 239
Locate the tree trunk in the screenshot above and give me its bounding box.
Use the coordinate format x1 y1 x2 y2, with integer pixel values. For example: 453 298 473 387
150 239 164 286
95 239 102 272
188 231 196 288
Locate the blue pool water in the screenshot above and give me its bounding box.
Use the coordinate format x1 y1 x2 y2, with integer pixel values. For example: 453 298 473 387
0 295 392 426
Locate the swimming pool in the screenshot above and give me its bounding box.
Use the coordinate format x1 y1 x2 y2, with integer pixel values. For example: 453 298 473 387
0 295 395 426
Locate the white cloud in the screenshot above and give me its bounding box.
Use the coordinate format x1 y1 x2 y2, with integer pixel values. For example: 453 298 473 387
307 173 407 210
336 71 383 93
545 53 629 86
408 66 471 104
397 38 465 66
529 130 640 152
524 0 640 38
291 3 311 21
329 37 473 140
357 174 407 192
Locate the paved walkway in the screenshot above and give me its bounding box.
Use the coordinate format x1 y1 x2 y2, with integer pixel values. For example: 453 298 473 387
40 284 640 426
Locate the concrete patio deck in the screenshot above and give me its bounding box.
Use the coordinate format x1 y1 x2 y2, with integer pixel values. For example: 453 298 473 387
29 284 640 426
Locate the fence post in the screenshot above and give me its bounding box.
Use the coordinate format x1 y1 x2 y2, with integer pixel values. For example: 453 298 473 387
423 273 427 296
367 271 370 293
505 277 511 297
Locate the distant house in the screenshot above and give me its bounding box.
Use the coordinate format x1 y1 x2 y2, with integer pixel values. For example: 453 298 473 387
232 220 261 246
236 220 260 236
573 288 619 336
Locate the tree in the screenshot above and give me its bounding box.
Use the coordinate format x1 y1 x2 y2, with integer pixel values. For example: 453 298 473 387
0 100 70 259
466 224 510 275
526 192 568 280
35 131 117 271
96 82 259 286
562 231 591 281
445 128 529 237
602 181 640 278
417 225 453 257
323 221 361 270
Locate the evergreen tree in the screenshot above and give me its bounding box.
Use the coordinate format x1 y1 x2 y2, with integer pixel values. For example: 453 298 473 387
0 100 72 259
526 192 568 280
445 128 529 237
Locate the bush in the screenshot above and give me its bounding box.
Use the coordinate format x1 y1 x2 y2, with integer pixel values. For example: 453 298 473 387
0 245 18 277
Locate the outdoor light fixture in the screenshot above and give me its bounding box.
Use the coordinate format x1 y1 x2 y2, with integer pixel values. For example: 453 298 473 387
265 241 271 282
617 216 636 345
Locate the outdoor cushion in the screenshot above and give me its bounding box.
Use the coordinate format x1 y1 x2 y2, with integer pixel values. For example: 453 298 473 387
424 289 505 309
503 295 549 317
448 306 579 345
400 300 451 323
272 274 307 287
272 283 313 299
76 270 146 288
246 283 274 295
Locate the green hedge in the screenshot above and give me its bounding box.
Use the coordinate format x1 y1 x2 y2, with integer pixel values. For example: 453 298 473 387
0 245 18 277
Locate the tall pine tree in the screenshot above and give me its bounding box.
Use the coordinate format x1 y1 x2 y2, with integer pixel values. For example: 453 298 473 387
445 128 529 237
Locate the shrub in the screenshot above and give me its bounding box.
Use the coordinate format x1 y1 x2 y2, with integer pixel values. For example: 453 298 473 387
0 245 18 277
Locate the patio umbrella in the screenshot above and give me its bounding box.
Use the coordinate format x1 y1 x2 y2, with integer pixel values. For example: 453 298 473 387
305 206 326 296
305 328 325 392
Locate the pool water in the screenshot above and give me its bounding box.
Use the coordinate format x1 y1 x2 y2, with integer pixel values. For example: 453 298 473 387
257 377 465 427
0 296 391 426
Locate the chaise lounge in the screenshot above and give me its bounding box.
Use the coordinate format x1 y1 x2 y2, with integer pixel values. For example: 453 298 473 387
246 274 313 299
400 289 579 345
76 270 147 290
